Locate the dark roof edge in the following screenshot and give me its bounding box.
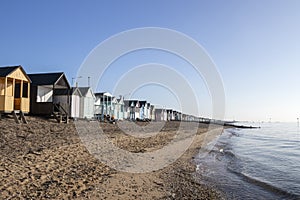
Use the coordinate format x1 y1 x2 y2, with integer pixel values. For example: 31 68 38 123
1 65 32 83
54 72 71 89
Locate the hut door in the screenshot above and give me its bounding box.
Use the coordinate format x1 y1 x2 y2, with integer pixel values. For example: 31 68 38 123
14 81 21 110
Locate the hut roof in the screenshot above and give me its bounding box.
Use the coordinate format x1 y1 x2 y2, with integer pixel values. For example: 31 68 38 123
28 72 70 88
0 66 19 77
53 87 82 96
124 100 139 107
139 100 147 108
0 65 31 82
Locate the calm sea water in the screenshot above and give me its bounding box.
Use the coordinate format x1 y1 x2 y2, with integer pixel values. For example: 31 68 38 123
195 122 300 200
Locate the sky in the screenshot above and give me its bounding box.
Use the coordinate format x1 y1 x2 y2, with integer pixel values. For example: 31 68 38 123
1 0 300 122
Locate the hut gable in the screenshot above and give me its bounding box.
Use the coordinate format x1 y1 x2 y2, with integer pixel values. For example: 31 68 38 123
71 87 82 96
117 96 124 104
112 96 118 104
78 87 95 98
56 76 70 88
6 67 31 82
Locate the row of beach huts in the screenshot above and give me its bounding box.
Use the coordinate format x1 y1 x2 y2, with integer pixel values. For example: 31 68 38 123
0 65 210 123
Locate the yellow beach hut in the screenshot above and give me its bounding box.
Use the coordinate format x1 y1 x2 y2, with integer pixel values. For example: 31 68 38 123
0 66 31 114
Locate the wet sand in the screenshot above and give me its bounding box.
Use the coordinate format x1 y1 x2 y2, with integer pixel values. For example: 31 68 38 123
0 116 225 199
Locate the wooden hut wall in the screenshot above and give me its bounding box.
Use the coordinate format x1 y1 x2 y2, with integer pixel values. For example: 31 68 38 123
53 95 70 114
30 85 53 115
0 67 31 113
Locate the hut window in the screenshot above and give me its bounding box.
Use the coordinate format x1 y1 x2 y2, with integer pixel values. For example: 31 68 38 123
22 82 28 98
6 80 14 96
37 86 53 102
0 79 4 95
14 83 21 98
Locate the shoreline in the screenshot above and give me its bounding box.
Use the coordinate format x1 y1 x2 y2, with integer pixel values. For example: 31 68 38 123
0 116 226 199
158 125 226 200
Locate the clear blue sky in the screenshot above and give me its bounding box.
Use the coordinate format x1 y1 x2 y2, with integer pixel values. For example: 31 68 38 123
1 0 300 122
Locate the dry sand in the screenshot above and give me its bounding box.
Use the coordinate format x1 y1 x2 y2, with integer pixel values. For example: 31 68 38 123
0 116 225 199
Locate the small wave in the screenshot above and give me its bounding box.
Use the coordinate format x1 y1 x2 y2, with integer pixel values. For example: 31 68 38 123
224 150 237 158
196 123 300 199
225 129 240 137
227 168 300 199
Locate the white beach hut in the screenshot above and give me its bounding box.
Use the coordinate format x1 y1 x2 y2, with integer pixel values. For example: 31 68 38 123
112 96 125 120
154 108 167 121
117 96 124 120
78 87 95 119
139 100 147 120
150 105 155 121
124 100 140 120
146 103 151 120
94 92 113 120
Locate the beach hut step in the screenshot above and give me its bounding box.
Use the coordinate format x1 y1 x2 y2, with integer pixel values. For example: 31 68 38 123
52 112 69 123
20 111 28 124
12 110 28 124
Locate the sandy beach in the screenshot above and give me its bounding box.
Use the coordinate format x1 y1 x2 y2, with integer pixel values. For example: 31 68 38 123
0 116 225 199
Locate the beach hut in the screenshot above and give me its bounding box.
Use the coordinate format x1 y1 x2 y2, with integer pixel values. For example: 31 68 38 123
112 97 118 120
117 96 125 120
94 92 112 120
112 96 124 120
78 87 95 119
133 100 140 120
150 105 155 121
28 72 71 122
154 108 167 121
124 100 139 120
146 103 151 120
139 100 147 120
176 111 182 121
70 88 82 119
123 100 129 120
53 87 82 119
172 110 179 121
166 109 173 121
154 108 162 121
182 114 187 121
138 101 151 120
124 100 132 120
0 66 31 117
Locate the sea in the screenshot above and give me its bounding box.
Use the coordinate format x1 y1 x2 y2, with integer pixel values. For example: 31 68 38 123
195 122 300 200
